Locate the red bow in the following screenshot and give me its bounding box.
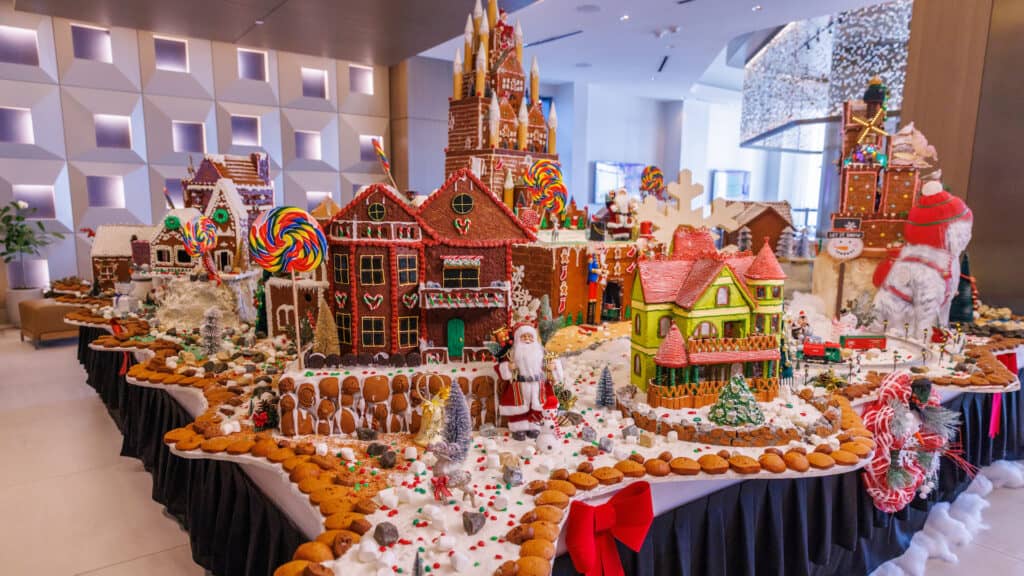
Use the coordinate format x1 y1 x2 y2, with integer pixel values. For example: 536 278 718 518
565 481 653 576
431 476 451 502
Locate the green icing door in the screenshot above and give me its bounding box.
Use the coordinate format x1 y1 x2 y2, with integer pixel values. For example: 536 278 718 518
447 318 465 359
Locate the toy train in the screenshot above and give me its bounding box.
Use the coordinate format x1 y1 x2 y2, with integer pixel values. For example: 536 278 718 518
798 334 887 363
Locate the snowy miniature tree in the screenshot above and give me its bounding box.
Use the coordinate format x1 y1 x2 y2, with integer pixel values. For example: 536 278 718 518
312 293 340 356
776 226 795 260
795 228 811 258
707 375 765 426
736 226 753 252
537 294 563 345
595 365 616 409
200 306 223 359
443 382 472 463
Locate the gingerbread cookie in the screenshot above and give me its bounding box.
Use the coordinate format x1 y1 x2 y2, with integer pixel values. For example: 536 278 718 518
830 449 859 466
668 457 700 476
273 560 310 576
841 440 872 456
522 505 564 524
523 480 548 495
521 538 556 560
784 450 810 472
267 447 296 463
807 452 835 470
614 459 645 478
697 454 729 474
728 455 761 474
592 466 624 485
568 472 598 491
319 498 354 516
528 521 560 542
547 479 577 497
323 511 365 531
758 453 786 473
535 489 569 509
292 541 334 563
515 556 552 576
644 458 670 477
226 439 256 455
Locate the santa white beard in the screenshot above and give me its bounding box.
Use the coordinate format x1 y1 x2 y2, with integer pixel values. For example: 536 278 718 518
513 332 545 382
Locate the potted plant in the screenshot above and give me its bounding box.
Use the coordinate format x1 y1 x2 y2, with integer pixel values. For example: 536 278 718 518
1 200 64 325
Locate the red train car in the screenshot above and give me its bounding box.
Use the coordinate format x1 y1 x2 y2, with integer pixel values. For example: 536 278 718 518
839 334 887 350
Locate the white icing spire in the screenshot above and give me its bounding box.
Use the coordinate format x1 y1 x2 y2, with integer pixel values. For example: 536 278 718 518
515 20 523 40
548 101 558 129
518 97 528 121
475 43 486 69
473 0 483 18
479 14 489 34
454 49 462 72
464 14 474 41
504 169 514 189
531 56 539 75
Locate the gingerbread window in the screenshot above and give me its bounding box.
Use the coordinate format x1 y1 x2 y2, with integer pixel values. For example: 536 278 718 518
755 286 766 299
359 255 385 285
397 254 418 285
367 202 386 221
633 354 641 375
771 286 781 299
333 253 349 284
452 193 474 215
361 317 385 347
155 247 171 264
336 312 351 344
716 286 729 306
176 248 191 264
693 321 716 338
658 316 672 338
442 265 479 288
399 316 418 348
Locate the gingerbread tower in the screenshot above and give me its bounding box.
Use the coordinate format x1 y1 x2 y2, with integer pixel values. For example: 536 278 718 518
444 0 558 200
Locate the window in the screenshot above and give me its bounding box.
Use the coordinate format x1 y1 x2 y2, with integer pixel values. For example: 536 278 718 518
176 248 192 264
295 130 321 160
172 121 205 153
442 265 479 288
633 354 641 375
771 286 782 299
333 254 350 284
367 202 385 221
755 315 766 334
359 255 385 285
94 114 132 148
399 316 418 348
237 48 267 81
154 36 188 72
397 254 418 285
214 250 232 271
359 135 381 162
361 317 385 347
155 247 171 263
86 175 125 208
634 315 641 335
770 315 779 333
231 115 260 146
693 321 717 338
71 24 111 63
349 64 374 95
301 67 328 99
452 193 474 215
336 312 351 344
0 107 33 144
715 286 729 306
164 178 184 208
0 26 39 66
658 316 672 338
755 286 766 299
12 185 54 219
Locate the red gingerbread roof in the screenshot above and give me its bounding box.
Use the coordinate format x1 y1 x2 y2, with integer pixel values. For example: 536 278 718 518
638 255 758 311
673 259 726 309
637 259 695 303
745 241 786 280
417 168 536 245
654 324 688 367
671 226 717 259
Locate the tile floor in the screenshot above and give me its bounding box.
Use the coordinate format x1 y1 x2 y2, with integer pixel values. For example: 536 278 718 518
0 328 1020 575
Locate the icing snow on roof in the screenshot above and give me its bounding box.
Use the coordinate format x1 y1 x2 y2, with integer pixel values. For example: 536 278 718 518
207 179 248 226
725 200 793 228
152 208 201 242
91 225 157 258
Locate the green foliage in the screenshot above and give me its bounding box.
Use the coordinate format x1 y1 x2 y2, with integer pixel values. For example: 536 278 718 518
707 375 765 426
0 201 65 288
576 311 583 326
537 295 563 345
624 305 632 320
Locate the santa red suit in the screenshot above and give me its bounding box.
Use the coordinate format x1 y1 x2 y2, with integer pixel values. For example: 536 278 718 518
873 181 973 335
498 323 558 439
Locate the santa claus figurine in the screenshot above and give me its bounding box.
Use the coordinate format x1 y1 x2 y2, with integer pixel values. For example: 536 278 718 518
498 322 559 440
873 179 973 335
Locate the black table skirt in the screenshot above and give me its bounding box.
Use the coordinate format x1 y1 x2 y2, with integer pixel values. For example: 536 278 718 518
77 328 305 576
77 328 1022 576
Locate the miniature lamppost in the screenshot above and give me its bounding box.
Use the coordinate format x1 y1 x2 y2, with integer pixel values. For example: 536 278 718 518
847 358 854 382
922 328 929 345
804 365 809 388
883 319 889 335
903 322 909 339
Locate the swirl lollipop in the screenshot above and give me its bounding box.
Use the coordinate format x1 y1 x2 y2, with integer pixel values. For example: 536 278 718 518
180 215 220 283
641 165 665 199
523 159 568 221
248 206 327 274
248 207 327 368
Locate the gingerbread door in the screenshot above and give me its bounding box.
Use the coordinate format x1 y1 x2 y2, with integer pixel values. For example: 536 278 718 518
447 318 464 359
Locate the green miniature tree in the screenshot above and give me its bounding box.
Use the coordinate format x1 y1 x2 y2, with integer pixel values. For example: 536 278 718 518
576 311 583 326
708 375 765 426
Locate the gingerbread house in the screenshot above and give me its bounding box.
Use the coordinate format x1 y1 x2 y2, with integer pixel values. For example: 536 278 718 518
182 153 273 228
90 224 156 291
149 208 202 276
265 269 329 339
200 179 250 274
630 227 786 404
720 200 793 251
444 2 558 199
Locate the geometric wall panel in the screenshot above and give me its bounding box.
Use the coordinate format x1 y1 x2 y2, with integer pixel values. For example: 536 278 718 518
142 94 216 165
339 112 389 173
139 31 214 99
0 12 58 84
0 80 64 160
212 41 279 105
279 52 337 112
281 107 339 172
0 158 74 280
52 18 140 92
215 101 282 168
337 60 389 118
68 162 150 227
61 86 146 163
282 170 340 210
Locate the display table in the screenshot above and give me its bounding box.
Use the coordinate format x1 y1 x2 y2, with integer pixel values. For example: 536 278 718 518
76 327 1023 576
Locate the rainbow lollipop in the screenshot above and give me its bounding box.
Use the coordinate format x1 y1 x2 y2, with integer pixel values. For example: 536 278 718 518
248 206 327 274
181 215 217 257
523 159 568 219
641 165 665 199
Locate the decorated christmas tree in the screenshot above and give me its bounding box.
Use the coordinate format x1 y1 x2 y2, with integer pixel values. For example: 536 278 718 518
200 306 222 359
776 226 795 259
312 293 340 356
707 375 766 426
737 226 753 252
595 365 616 409
443 381 471 463
795 228 811 258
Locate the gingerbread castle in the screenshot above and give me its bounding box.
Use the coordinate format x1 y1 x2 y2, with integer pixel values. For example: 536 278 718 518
830 78 920 253
444 0 558 200
182 153 274 229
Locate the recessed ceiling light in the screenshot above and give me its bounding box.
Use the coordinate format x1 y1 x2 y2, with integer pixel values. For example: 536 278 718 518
576 4 601 13
255 18 265 25
575 62 592 68
751 5 762 11
620 14 630 21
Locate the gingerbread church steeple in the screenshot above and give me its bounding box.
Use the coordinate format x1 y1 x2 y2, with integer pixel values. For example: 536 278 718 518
444 0 558 199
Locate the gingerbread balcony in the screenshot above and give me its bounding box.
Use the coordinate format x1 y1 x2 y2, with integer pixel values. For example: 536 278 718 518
646 376 779 410
420 284 509 309
329 220 423 242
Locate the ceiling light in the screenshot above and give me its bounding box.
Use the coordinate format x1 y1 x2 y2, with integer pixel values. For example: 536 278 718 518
620 14 630 21
751 5 762 11
576 4 601 13
255 18 265 25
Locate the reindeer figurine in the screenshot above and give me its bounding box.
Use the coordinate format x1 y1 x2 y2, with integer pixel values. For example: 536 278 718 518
426 441 476 508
